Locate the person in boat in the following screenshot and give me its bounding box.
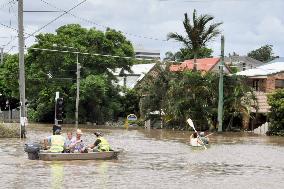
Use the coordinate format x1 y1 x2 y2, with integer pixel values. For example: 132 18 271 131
189 132 203 147
88 132 111 152
70 129 86 153
49 129 66 153
199 132 209 145
64 131 75 152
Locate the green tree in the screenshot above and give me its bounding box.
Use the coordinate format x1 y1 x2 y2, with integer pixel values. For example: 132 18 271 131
167 9 222 70
164 47 213 62
1 24 135 123
140 67 254 131
247 44 276 62
267 89 284 136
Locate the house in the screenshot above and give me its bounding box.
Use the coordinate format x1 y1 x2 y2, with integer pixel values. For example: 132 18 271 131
169 58 231 73
224 55 264 71
237 61 284 129
112 63 156 89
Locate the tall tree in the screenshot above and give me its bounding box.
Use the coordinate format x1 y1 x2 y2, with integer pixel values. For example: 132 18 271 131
247 44 276 62
167 9 222 70
164 47 213 62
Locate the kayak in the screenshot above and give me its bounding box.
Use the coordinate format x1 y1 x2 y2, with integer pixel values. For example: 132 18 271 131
39 150 119 161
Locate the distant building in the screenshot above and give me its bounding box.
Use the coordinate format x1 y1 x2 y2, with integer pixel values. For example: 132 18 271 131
134 48 160 60
112 63 156 89
224 55 263 71
169 58 231 74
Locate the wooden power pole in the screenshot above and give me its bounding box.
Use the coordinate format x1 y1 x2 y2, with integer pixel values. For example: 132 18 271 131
217 35 225 132
18 0 26 138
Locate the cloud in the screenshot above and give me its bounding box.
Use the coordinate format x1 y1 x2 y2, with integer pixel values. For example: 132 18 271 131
0 0 283 57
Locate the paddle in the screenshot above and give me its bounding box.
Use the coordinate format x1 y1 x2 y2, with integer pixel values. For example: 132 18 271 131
187 118 207 150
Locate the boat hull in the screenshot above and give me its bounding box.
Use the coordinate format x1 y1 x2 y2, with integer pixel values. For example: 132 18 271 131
38 151 119 161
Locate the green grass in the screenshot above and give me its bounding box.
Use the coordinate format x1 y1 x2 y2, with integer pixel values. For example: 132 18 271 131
0 123 20 138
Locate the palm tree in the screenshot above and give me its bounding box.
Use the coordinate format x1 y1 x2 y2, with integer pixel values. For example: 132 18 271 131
168 9 222 70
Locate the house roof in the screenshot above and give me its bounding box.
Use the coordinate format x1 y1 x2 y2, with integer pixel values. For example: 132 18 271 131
170 58 220 72
267 57 284 64
224 56 263 65
236 62 284 77
113 63 156 76
112 63 156 89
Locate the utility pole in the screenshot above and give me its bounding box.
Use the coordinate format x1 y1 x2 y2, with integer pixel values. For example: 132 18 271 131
217 35 225 132
75 53 80 127
0 47 3 64
18 0 26 138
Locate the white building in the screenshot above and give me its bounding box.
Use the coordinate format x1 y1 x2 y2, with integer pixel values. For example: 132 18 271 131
134 47 160 60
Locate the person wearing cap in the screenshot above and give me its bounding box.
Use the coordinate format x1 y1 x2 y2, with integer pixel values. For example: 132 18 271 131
70 129 86 153
199 132 209 145
49 129 66 153
89 132 111 152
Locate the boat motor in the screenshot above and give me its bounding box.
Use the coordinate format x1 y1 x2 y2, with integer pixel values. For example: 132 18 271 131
24 143 41 160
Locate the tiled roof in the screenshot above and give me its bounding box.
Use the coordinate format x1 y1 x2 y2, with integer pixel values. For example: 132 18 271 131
169 58 220 72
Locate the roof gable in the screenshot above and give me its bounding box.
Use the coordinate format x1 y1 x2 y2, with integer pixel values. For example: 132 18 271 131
170 58 220 72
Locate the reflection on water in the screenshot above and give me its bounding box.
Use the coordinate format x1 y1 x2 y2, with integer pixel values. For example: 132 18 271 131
50 163 64 189
0 124 284 189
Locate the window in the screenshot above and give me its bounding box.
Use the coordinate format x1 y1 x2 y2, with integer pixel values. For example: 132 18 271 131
253 80 259 91
275 80 284 89
242 62 246 71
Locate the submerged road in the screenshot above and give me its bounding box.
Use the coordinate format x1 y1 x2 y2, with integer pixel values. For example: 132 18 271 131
0 124 284 189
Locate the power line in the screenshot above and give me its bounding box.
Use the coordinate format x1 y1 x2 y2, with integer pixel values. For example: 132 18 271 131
2 0 87 50
26 0 87 39
39 0 170 42
0 0 15 10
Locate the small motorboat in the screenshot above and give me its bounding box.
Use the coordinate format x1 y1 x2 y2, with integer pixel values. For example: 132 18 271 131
24 143 120 161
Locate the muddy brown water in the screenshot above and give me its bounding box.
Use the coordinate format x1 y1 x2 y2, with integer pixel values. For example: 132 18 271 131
0 124 284 189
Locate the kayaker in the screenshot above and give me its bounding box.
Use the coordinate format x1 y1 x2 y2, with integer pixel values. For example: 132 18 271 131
49 129 66 153
70 129 86 153
199 132 209 145
189 132 202 147
89 132 111 152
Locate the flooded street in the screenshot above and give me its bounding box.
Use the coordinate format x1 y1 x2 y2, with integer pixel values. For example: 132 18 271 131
0 124 284 189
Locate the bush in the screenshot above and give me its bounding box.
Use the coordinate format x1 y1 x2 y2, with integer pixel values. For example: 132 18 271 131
0 123 20 138
267 89 284 136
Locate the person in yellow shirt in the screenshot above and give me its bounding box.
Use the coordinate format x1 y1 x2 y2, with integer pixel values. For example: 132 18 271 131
49 129 66 153
89 132 111 152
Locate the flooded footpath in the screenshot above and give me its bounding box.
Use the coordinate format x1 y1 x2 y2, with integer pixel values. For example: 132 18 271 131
0 124 284 189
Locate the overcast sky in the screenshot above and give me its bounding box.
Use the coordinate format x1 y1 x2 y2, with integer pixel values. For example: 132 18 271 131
0 0 283 58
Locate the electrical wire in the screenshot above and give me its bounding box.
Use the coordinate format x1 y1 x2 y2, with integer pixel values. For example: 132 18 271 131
25 0 87 39
39 0 169 42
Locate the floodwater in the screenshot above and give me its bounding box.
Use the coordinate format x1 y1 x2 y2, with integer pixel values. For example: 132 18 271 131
0 124 284 189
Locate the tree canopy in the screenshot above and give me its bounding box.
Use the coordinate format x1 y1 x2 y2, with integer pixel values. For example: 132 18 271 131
247 44 276 62
167 9 222 69
0 24 135 123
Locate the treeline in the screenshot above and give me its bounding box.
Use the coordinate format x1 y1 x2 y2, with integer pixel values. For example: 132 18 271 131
0 24 139 124
138 64 254 131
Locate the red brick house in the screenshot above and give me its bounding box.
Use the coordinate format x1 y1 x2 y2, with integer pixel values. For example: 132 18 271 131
237 61 284 130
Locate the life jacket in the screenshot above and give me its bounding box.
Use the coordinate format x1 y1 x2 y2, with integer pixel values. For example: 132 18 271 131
50 135 65 153
97 136 110 152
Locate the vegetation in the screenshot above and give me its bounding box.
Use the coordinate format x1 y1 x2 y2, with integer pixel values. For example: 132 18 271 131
164 47 213 62
247 44 276 63
167 9 222 70
0 24 135 124
0 123 19 138
139 64 254 131
267 89 284 136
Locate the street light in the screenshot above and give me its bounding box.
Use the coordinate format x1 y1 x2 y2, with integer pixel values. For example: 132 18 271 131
53 44 80 127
